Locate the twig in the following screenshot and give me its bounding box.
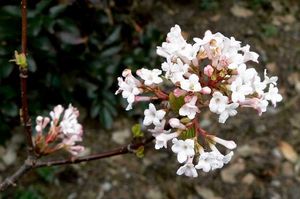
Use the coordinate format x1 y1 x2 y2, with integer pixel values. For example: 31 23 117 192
0 137 154 192
20 0 34 156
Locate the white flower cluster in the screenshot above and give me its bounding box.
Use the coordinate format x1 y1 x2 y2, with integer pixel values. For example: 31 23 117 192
34 104 84 156
116 25 282 177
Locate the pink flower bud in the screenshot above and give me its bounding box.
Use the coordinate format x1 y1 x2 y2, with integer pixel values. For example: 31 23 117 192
204 65 214 77
201 86 211 94
173 88 186 97
169 118 186 129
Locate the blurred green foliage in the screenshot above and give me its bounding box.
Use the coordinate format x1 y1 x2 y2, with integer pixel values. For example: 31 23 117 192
0 0 163 141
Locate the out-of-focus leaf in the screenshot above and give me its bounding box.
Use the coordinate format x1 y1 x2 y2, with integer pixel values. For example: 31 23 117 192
27 56 37 72
0 61 14 79
99 107 113 129
1 103 18 117
103 26 121 45
49 4 67 17
100 45 122 57
36 167 56 183
56 32 87 45
28 17 44 36
0 5 20 17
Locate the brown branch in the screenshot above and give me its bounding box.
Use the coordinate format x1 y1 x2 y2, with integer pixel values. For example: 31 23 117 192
0 137 155 192
20 0 34 156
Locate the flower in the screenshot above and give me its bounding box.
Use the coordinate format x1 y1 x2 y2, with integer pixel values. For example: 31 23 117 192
240 98 269 116
136 68 163 86
171 138 195 163
60 104 82 136
209 92 228 113
264 69 278 86
176 156 198 177
115 69 141 110
230 77 252 103
50 105 64 121
210 136 237 150
161 58 188 83
155 132 179 149
148 120 170 137
156 25 187 60
143 103 166 126
195 151 234 172
218 103 239 123
264 84 282 107
179 96 199 119
180 74 202 92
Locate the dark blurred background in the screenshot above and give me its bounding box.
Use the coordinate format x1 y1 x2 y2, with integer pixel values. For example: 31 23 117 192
0 0 300 198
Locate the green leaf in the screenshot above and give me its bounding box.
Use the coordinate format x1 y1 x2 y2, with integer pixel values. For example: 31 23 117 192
0 61 14 79
49 4 67 17
169 92 185 114
180 127 195 140
103 26 121 45
100 45 122 57
135 146 144 158
1 103 18 117
131 124 144 138
36 167 56 183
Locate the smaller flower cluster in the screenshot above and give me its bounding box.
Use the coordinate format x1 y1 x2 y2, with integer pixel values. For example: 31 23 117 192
34 104 84 156
115 25 282 177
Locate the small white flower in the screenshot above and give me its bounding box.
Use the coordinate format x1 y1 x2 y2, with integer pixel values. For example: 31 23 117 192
230 77 253 103
240 98 269 116
171 138 195 163
237 64 257 84
252 75 267 96
176 156 198 177
154 132 179 149
161 58 188 83
264 69 278 86
143 103 166 126
60 104 83 136
179 96 199 119
137 68 163 86
264 84 282 107
195 150 233 172
241 44 259 63
218 103 239 123
156 25 187 59
209 92 228 113
210 136 237 150
180 74 202 92
115 70 142 110
148 120 170 137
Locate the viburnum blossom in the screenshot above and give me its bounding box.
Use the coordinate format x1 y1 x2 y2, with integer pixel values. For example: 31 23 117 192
171 138 195 163
115 24 283 177
180 74 202 92
34 104 84 156
136 68 163 86
143 103 166 126
179 96 199 119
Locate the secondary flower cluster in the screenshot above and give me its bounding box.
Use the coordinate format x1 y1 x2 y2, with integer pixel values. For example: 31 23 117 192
116 25 282 177
34 104 84 156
